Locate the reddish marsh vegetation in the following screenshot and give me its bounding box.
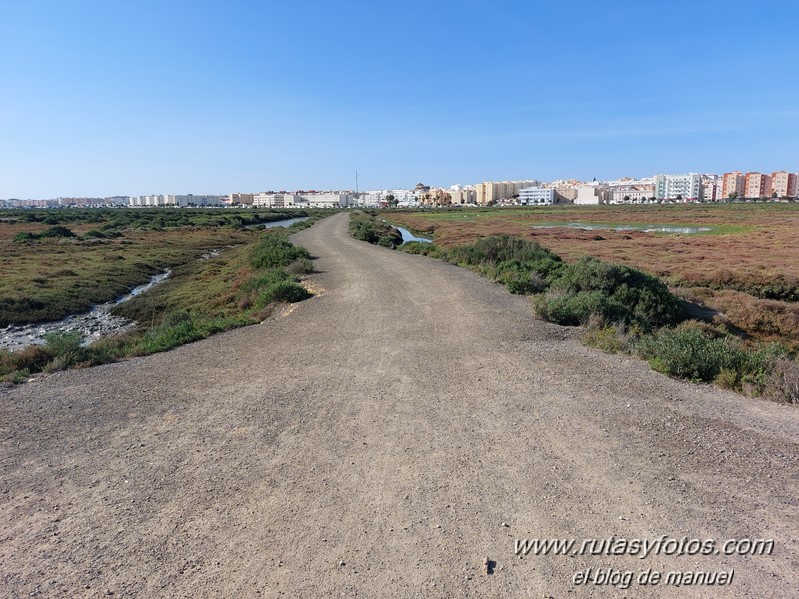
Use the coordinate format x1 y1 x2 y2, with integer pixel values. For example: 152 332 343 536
389 204 799 350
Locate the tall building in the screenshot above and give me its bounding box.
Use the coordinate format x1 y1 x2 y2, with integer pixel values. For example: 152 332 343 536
449 189 476 205
474 182 497 205
474 180 539 205
700 175 720 201
744 173 772 199
654 174 702 201
771 171 797 198
721 172 745 200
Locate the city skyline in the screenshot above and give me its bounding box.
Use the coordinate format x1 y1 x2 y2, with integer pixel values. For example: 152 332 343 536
2 1 798 197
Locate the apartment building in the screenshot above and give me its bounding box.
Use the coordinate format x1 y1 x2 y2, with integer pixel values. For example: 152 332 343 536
744 173 772 199
609 184 655 203
700 175 720 201
229 193 254 205
721 172 745 200
474 180 540 205
253 193 303 208
654 174 702 201
419 188 451 206
449 189 476 205
771 171 797 198
518 187 555 206
574 185 606 205
474 182 498 205
555 187 578 202
302 192 352 208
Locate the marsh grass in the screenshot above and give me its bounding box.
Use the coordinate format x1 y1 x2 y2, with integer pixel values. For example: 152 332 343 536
0 216 317 382
362 213 799 403
0 208 318 326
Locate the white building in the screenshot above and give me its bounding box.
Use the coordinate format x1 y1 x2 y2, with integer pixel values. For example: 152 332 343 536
574 185 605 205
608 180 656 203
356 189 418 207
302 192 352 208
518 187 555 206
359 191 383 208
700 175 720 201
389 189 418 207
130 194 225 207
654 174 702 201
253 193 303 208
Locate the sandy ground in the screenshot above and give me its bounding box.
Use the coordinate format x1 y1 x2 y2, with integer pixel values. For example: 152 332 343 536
2 213 798 598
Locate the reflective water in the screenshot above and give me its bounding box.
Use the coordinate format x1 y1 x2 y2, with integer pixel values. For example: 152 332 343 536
530 222 712 234
0 248 229 351
249 216 309 229
0 271 172 351
396 227 433 243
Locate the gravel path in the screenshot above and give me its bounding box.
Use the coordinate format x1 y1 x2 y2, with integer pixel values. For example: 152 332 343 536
2 213 798 598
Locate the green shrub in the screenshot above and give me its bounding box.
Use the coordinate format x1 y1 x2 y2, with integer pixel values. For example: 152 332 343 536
0 345 50 376
635 326 785 386
256 281 311 306
637 328 742 382
715 368 740 390
286 257 314 275
43 331 86 370
535 257 685 330
250 233 310 269
399 241 440 256
40 225 76 239
496 261 552 294
581 318 629 354
535 289 626 326
444 236 563 294
139 312 203 353
349 212 404 248
240 269 291 293
448 235 560 268
0 349 18 376
0 368 31 384
13 231 39 243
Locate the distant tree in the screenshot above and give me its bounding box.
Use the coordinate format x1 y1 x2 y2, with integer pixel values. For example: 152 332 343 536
772 191 778 199
675 194 683 200
728 192 738 200
623 195 631 202
385 194 398 208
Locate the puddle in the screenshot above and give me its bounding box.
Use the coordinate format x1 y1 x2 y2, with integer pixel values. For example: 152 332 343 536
530 222 713 234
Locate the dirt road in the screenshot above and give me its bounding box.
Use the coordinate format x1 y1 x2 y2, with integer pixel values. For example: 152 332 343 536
2 213 798 597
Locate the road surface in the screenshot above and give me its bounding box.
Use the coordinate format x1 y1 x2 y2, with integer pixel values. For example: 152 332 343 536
2 213 798 597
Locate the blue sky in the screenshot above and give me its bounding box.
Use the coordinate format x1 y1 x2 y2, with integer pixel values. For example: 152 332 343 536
1 0 798 198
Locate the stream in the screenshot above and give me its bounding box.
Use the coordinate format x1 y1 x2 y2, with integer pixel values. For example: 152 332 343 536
1 216 307 352
0 248 223 352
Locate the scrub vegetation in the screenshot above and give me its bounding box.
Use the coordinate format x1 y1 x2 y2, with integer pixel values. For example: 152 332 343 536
388 203 799 350
349 210 404 248
0 210 317 382
0 208 313 326
352 209 798 404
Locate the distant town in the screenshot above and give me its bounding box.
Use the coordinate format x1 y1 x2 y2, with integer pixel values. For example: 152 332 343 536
2 169 796 209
